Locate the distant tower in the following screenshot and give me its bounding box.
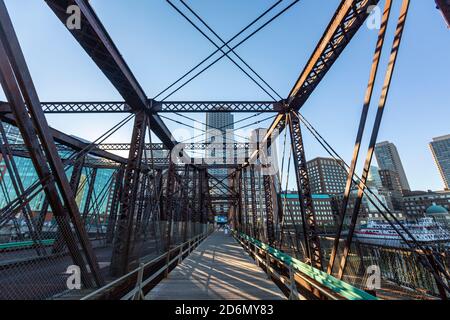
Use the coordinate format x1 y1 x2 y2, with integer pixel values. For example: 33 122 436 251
374 141 411 192
430 134 450 190
205 111 234 215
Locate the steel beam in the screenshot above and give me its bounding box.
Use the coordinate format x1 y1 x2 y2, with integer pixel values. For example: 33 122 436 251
45 0 176 148
336 0 410 279
246 0 380 166
263 174 275 246
242 167 250 235
288 111 322 270
82 168 97 221
106 165 125 244
0 0 103 286
436 0 450 28
81 142 251 151
36 100 281 113
327 0 393 275
287 0 380 109
110 113 147 276
249 164 258 239
0 107 127 164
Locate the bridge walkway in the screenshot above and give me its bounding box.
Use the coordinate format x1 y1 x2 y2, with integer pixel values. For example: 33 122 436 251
145 229 285 300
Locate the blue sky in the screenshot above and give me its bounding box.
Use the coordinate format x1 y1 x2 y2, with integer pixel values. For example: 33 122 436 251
1 0 449 191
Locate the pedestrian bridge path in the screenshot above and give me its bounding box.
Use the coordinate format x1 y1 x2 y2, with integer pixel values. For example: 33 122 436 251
146 230 285 300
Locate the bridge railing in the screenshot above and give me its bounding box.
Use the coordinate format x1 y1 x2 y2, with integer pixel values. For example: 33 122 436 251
81 226 214 300
234 231 377 300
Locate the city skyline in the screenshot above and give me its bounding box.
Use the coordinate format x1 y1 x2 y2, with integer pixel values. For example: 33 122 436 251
0 0 449 302
0 1 448 191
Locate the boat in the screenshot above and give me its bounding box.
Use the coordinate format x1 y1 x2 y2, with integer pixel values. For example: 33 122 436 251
355 217 450 247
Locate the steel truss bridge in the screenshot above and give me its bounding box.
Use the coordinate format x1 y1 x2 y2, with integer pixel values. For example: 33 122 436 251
0 0 449 300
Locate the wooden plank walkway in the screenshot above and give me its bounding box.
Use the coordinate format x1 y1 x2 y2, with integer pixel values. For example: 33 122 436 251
146 230 286 300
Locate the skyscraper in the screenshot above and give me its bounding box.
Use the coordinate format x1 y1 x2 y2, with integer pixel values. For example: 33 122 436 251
205 111 234 215
306 157 347 195
374 141 410 192
430 134 450 190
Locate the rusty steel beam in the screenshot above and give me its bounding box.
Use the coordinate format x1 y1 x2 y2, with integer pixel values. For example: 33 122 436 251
36 100 281 113
327 0 393 275
246 0 380 166
110 113 148 276
45 0 176 148
263 174 275 246
249 164 258 239
82 142 252 151
436 0 450 28
0 0 103 286
336 0 411 280
242 167 250 235
106 165 125 244
287 0 380 109
288 111 322 270
0 105 127 164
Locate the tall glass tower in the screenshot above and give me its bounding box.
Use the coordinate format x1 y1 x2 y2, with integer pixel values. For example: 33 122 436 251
374 141 410 192
205 111 234 216
430 134 450 190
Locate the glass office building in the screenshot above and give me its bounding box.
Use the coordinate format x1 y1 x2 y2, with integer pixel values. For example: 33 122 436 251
430 134 450 190
374 141 410 192
0 124 114 215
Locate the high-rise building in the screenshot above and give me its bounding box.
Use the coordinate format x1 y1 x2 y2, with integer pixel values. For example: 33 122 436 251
374 141 410 192
205 112 235 215
378 169 404 211
379 169 403 194
367 166 383 190
280 191 335 228
429 134 450 190
306 157 347 195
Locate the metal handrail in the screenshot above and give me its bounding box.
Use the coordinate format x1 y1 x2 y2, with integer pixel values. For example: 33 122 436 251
234 231 378 301
81 230 211 300
122 234 206 300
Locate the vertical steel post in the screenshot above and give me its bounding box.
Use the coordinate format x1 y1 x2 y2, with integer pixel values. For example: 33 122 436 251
106 165 125 244
242 167 250 235
164 160 176 251
181 165 190 242
110 112 147 276
236 170 243 232
53 157 85 253
263 174 275 246
82 168 97 221
250 164 258 238
287 111 322 270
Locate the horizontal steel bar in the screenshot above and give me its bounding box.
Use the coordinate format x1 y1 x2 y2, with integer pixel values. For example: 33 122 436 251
32 101 283 113
0 108 127 164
